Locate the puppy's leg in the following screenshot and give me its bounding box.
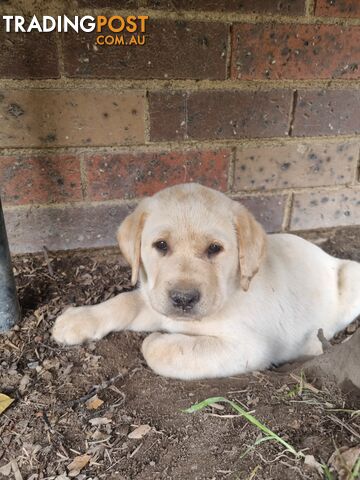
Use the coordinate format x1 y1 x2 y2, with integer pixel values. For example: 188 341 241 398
142 333 243 380
53 291 161 345
335 260 360 331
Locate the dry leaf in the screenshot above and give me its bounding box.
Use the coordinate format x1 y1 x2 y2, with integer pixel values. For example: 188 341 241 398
19 375 30 394
0 393 14 415
0 462 12 476
67 454 91 477
91 430 109 441
89 417 112 426
304 454 323 475
329 445 360 480
27 475 42 480
128 424 151 439
86 395 104 410
11 459 23 480
42 358 60 370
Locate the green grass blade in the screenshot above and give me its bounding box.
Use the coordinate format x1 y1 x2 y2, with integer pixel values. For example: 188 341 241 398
350 455 360 480
183 396 301 457
321 463 334 480
239 436 274 460
253 436 274 446
182 396 226 414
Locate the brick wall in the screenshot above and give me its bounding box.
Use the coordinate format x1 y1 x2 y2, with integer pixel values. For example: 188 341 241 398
1 0 360 253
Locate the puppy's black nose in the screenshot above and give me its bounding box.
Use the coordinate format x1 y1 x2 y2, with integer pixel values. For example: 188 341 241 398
169 289 200 310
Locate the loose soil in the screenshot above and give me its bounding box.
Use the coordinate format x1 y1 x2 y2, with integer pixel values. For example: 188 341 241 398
0 227 359 480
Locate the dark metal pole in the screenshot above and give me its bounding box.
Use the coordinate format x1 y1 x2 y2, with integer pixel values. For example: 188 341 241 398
0 198 21 331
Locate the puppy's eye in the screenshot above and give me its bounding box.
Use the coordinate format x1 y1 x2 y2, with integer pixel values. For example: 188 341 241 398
207 243 223 257
153 240 168 253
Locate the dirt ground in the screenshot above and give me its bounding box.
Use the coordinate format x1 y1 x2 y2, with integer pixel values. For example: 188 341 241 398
0 227 359 480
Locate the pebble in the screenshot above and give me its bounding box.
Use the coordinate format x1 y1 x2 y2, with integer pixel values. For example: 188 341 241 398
347 323 357 334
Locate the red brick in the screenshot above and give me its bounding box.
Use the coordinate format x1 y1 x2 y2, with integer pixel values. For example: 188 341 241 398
63 20 228 80
232 24 360 80
234 142 358 191
0 90 145 147
0 32 59 79
4 202 133 254
146 0 305 14
233 194 287 232
85 150 230 200
292 90 360 137
291 188 360 230
0 155 82 206
186 90 292 140
149 91 186 142
150 90 292 141
315 0 360 18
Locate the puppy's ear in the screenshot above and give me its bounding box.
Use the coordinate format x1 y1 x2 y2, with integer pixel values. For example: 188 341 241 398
117 206 147 286
233 203 267 291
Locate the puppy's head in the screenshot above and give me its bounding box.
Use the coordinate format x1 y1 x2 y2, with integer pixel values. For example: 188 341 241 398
117 184 266 319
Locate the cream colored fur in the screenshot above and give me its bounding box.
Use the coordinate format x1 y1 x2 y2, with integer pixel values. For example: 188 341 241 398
53 183 360 380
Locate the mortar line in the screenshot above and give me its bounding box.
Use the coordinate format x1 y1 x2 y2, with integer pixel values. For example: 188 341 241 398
3 197 138 212
184 91 189 140
4 78 360 91
144 90 151 143
287 90 298 137
282 193 294 231
231 182 360 196
95 136 360 149
305 0 316 17
0 134 359 156
79 152 88 200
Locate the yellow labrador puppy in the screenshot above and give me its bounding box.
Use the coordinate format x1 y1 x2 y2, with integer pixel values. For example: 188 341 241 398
53 183 360 380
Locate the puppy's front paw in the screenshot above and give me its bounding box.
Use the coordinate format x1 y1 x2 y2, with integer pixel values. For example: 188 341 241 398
52 306 98 345
141 332 161 354
141 333 184 378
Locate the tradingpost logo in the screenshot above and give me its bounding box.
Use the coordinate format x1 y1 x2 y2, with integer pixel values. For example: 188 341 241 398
2 15 149 46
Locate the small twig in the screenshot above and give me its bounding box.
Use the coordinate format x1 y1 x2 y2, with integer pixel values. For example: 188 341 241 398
289 373 320 394
88 436 111 446
142 440 158 456
69 373 124 407
206 413 256 418
279 461 313 480
317 328 331 352
104 455 125 473
39 410 64 438
41 410 53 430
129 443 143 458
327 414 360 440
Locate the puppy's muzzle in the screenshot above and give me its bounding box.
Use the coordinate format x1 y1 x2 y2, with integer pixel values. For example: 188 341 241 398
169 289 201 312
